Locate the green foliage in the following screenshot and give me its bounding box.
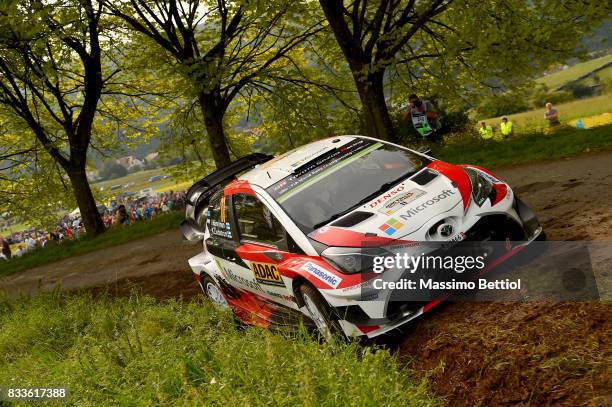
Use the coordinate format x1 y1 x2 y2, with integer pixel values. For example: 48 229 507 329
530 85 574 110
385 0 610 121
565 82 597 99
0 212 184 277
0 0 163 233
475 87 532 119
0 293 439 406
98 162 129 181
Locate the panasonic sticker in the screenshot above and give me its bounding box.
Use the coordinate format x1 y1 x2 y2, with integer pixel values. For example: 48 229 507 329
302 262 342 288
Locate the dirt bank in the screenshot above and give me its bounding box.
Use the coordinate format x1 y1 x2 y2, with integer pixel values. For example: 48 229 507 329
399 152 612 406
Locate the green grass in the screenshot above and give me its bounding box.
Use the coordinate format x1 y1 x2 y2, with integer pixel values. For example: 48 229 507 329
578 64 612 86
481 93 612 134
92 166 194 199
0 292 438 406
0 220 29 235
536 54 612 89
0 211 184 277
435 123 612 168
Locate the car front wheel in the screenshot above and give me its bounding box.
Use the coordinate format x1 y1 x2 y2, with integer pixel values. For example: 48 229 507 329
201 275 229 309
299 283 342 341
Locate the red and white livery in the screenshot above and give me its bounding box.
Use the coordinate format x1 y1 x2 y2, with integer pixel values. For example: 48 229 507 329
181 136 543 339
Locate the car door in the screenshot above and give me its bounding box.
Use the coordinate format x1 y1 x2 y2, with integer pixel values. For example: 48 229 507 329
224 192 298 306
203 190 241 284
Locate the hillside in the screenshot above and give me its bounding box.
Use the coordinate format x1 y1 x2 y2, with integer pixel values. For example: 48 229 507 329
536 54 612 90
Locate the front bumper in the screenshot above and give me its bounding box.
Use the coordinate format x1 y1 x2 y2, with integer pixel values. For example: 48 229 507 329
335 198 543 337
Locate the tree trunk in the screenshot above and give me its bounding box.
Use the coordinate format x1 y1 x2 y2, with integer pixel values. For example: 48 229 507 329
66 165 105 237
353 71 397 143
198 93 232 168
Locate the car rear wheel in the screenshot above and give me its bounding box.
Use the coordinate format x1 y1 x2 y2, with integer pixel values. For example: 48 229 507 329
201 275 229 309
299 283 342 341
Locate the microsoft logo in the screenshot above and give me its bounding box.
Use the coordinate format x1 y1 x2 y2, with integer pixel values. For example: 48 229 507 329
378 218 404 235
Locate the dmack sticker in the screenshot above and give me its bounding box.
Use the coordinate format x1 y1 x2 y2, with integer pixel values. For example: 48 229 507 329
368 184 405 209
302 262 342 288
251 262 284 286
377 188 426 215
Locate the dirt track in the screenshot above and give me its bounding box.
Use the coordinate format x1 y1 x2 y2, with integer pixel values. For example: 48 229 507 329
0 229 202 299
1 152 611 406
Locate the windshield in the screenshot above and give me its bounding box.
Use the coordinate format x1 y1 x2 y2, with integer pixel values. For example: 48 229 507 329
266 139 430 233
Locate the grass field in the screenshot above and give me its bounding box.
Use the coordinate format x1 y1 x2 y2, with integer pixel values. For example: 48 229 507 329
0 220 29 235
93 167 195 199
0 293 437 406
436 123 612 168
481 93 612 133
579 64 612 86
536 54 612 89
0 211 183 277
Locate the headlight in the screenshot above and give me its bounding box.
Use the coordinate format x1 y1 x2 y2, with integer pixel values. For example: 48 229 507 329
321 246 389 274
465 168 493 207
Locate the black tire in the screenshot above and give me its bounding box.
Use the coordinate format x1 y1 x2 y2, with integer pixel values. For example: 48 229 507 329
299 283 343 341
200 274 229 309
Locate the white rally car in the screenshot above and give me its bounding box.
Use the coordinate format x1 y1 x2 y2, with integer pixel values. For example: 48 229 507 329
181 136 543 339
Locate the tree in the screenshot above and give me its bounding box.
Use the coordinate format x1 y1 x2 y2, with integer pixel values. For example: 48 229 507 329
107 0 324 168
0 0 109 235
318 0 609 142
0 0 161 235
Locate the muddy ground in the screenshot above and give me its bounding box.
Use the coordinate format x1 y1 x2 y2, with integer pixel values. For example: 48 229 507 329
1 152 611 406
400 153 612 406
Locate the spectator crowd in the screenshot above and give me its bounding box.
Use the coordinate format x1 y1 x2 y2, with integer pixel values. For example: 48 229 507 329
0 190 186 261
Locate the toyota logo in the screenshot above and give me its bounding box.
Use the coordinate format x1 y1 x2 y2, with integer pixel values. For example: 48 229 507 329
438 223 454 237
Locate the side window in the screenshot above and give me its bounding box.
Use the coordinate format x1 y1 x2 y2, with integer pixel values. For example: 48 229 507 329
206 190 233 240
234 193 285 246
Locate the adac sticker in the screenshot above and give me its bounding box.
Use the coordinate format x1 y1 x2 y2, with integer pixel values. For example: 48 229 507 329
302 262 342 288
250 261 284 286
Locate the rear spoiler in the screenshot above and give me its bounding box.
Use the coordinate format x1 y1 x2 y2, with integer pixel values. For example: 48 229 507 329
185 153 274 208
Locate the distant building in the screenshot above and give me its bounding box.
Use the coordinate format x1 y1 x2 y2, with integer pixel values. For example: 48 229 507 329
117 156 144 170
145 152 160 162
242 128 264 138
86 171 100 182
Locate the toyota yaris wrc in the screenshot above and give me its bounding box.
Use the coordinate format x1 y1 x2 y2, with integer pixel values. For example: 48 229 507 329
181 136 543 339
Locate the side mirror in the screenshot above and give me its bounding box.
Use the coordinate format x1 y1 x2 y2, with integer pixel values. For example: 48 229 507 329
417 146 434 157
180 219 206 242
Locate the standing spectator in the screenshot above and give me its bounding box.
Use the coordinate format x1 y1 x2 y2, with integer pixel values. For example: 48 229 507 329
479 121 494 140
500 116 514 138
544 102 560 126
403 94 442 140
25 234 36 251
0 236 11 260
116 205 131 226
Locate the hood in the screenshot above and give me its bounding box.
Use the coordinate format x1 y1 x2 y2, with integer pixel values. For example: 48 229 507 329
308 163 471 247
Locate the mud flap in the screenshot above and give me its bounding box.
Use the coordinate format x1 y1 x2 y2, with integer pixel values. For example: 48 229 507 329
514 197 540 238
